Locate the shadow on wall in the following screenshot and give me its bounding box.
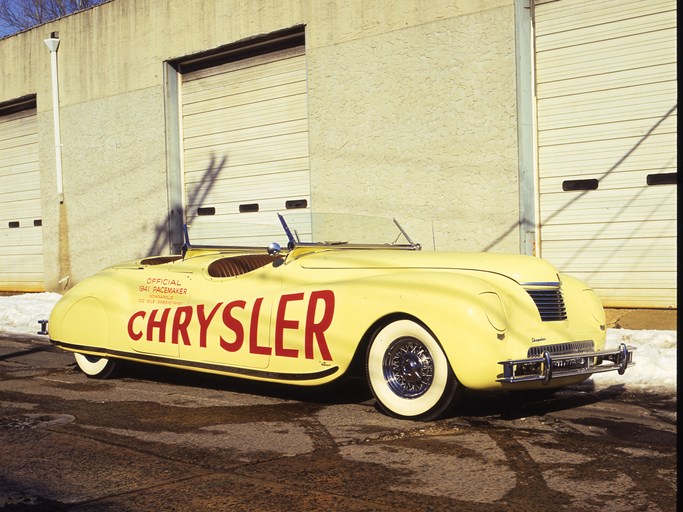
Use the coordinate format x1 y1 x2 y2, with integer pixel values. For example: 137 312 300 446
140 101 676 261
144 154 227 257
482 103 678 255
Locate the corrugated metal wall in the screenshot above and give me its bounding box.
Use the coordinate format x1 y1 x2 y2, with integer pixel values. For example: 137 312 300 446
535 0 677 307
181 46 311 247
0 107 44 291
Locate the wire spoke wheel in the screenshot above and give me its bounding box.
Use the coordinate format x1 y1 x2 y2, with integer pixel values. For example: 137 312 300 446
367 319 460 420
383 337 434 398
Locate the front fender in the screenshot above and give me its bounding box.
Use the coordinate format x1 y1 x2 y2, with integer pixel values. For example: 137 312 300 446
313 270 507 389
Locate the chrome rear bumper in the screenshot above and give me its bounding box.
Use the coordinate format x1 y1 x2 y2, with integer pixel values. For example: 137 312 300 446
497 343 635 384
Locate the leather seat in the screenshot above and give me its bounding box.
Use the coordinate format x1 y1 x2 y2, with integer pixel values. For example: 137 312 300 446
208 254 280 278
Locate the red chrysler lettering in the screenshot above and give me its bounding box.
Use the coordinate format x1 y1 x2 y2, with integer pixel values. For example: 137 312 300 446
249 297 270 355
274 292 304 358
146 308 170 343
220 300 246 352
171 306 193 345
125 289 335 360
128 310 146 341
305 290 334 360
197 303 222 348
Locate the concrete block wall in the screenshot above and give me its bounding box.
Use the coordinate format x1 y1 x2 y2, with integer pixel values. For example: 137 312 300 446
0 0 518 290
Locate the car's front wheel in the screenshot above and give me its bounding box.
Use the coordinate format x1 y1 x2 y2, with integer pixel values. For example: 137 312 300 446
366 319 460 421
74 353 117 379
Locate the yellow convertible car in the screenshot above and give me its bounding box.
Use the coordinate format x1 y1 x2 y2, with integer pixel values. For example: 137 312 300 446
44 213 634 420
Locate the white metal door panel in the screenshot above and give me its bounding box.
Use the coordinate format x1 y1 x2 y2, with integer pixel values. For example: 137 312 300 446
537 131 675 178
535 0 677 308
181 46 311 246
0 108 44 291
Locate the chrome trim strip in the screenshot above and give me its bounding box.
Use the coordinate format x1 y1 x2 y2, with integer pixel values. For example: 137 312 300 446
528 340 594 357
497 343 636 384
51 339 340 381
525 286 568 321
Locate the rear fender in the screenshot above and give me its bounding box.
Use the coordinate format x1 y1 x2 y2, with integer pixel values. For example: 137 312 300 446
49 269 137 350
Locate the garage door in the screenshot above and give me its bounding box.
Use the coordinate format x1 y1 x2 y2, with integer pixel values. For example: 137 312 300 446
534 0 677 308
0 106 44 291
181 45 311 247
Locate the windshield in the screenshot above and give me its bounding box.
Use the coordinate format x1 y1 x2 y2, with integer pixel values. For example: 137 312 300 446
184 212 419 250
281 212 418 248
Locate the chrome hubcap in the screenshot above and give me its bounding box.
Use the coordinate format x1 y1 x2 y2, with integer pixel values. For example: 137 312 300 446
383 337 434 398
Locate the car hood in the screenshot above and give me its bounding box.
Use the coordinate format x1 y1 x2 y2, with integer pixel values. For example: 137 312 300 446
294 249 560 285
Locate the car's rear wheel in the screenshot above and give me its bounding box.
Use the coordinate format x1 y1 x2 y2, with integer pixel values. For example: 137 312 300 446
74 353 117 379
366 319 460 421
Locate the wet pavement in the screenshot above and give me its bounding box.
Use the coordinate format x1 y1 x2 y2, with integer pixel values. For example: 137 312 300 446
0 334 677 511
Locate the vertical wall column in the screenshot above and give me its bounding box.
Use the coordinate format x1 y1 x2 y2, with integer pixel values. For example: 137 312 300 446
515 0 538 256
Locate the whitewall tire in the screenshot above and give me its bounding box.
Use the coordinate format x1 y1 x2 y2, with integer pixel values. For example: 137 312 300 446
74 353 117 379
366 319 460 421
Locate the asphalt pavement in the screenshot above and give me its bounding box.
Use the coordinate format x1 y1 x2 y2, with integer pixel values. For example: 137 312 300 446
0 334 677 512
